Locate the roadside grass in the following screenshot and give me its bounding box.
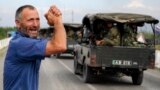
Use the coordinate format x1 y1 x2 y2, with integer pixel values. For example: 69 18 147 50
156 45 160 50
155 67 160 71
0 47 7 60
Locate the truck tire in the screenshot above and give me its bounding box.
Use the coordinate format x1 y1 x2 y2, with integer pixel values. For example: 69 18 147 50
56 54 61 58
82 64 92 83
73 54 81 75
132 71 143 85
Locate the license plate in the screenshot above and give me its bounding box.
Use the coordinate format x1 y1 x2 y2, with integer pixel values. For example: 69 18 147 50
112 60 132 66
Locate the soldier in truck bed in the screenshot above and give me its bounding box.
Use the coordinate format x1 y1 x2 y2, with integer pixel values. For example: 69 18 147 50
96 22 120 46
123 24 137 46
67 29 74 40
123 24 147 47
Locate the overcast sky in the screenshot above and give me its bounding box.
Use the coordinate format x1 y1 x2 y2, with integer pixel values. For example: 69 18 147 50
0 0 160 27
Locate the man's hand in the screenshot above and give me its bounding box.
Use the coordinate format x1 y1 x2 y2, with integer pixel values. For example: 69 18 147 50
45 5 66 56
45 5 62 26
96 40 105 45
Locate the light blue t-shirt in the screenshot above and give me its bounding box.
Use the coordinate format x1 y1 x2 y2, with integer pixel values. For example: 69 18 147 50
3 31 48 90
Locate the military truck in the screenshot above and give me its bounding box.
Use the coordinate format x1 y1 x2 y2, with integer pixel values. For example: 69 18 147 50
39 27 53 39
39 23 82 58
73 13 159 85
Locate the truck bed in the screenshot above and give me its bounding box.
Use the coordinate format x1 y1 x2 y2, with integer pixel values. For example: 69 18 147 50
93 46 154 69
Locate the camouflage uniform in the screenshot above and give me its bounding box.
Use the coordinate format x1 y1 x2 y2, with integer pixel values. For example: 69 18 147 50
123 25 137 46
99 27 120 46
67 30 74 40
76 31 82 42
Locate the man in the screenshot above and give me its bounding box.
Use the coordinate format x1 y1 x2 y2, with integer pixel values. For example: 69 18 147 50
96 22 120 46
3 5 66 90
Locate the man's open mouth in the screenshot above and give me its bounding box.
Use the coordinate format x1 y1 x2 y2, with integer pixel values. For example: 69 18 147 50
29 29 38 33
29 29 38 36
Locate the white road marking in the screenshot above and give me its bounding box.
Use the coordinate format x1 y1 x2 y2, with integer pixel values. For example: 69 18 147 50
57 59 97 90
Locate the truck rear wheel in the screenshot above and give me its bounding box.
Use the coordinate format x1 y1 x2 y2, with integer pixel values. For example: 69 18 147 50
82 64 92 83
132 71 143 85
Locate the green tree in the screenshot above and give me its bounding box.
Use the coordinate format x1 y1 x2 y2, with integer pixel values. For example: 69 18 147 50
0 27 16 40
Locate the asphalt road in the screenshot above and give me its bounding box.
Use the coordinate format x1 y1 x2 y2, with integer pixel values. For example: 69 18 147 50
0 50 160 90
39 54 160 90
0 48 6 90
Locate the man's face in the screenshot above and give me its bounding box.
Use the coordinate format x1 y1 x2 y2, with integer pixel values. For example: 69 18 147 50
16 8 40 38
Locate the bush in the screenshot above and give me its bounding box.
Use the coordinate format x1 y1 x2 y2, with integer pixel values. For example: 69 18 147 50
0 27 16 40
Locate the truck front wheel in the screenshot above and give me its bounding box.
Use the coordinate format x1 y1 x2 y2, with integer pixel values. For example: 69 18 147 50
56 54 61 58
74 54 81 75
131 71 143 85
82 64 92 83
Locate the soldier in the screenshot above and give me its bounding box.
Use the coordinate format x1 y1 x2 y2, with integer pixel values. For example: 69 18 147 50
76 30 82 42
96 22 120 46
123 24 138 46
67 28 74 40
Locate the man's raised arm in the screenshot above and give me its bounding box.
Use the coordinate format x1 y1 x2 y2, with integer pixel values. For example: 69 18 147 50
45 5 66 56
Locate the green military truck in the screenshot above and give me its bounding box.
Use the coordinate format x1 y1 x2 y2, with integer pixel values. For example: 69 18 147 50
73 13 159 85
39 23 82 58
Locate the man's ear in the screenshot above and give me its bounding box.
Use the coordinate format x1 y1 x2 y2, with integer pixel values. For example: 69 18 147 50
15 19 20 29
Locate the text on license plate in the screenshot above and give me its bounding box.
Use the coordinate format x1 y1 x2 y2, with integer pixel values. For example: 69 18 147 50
112 60 132 66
